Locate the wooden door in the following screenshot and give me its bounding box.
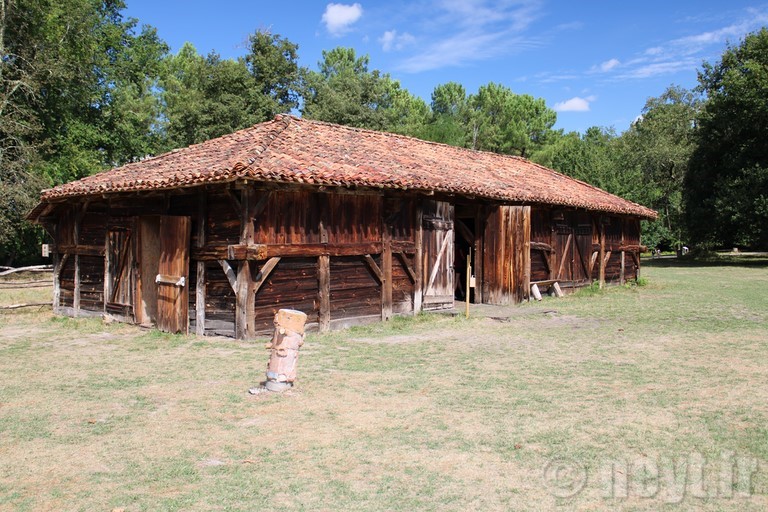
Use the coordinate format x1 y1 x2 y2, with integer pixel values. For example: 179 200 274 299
105 226 135 320
422 200 454 309
572 221 593 283
156 216 191 334
554 222 574 283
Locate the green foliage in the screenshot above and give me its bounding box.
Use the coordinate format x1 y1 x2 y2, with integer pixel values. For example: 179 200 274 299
161 32 301 150
301 47 386 129
421 81 556 157
685 28 768 249
1 0 168 263
6 0 766 261
623 86 700 249
245 30 301 118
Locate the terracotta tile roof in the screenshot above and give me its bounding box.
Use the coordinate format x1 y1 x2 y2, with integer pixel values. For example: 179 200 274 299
34 115 657 219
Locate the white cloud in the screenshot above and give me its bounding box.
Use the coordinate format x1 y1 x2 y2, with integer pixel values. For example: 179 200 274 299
321 3 363 36
379 29 415 52
614 7 768 79
617 58 699 79
591 58 620 73
554 95 596 112
670 19 759 52
394 0 544 72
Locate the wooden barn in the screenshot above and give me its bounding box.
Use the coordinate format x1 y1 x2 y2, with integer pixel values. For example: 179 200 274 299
27 115 656 339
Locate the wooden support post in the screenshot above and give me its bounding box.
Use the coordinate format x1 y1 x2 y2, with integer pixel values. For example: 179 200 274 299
598 216 606 289
53 253 66 313
102 230 109 315
619 219 625 285
73 204 86 316
195 191 207 336
522 206 531 301
473 206 484 304
552 282 564 298
317 255 330 332
218 260 238 291
381 219 393 321
413 202 424 314
235 187 256 340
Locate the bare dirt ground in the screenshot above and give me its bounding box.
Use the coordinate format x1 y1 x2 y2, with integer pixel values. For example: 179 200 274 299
1 262 767 511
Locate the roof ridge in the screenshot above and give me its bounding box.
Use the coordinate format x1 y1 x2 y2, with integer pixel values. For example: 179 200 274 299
234 114 294 176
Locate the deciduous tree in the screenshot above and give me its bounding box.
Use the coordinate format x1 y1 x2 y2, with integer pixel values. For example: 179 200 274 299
685 29 768 249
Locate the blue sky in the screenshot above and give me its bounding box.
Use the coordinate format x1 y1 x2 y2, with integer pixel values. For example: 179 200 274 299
124 0 768 134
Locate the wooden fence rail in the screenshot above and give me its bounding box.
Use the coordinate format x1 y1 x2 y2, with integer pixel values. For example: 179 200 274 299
0 265 53 310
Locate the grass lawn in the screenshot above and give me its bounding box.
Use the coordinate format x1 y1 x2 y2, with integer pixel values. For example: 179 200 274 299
1 259 767 511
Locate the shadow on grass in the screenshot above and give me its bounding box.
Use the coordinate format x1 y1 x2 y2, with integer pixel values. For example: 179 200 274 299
642 253 768 268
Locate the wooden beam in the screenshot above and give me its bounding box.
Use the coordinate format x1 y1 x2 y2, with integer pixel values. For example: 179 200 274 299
73 257 80 314
522 206 531 302
226 189 242 217
530 241 554 252
196 191 207 336
618 244 648 252
253 257 280 296
598 217 606 289
473 205 484 303
589 251 599 276
109 232 132 304
455 218 474 244
382 222 393 321
390 240 416 254
57 244 106 257
195 242 395 261
252 192 271 221
218 260 238 292
556 234 572 280
620 250 625 285
539 249 552 275
395 252 417 284
317 255 330 332
362 254 383 284
425 228 452 295
103 231 109 315
236 187 256 339
414 202 424 314
72 202 88 316
53 253 69 314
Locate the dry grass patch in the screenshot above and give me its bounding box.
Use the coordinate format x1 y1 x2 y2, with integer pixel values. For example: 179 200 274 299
1 260 767 510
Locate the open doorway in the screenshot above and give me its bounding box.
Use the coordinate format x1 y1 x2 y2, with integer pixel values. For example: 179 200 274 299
454 205 477 303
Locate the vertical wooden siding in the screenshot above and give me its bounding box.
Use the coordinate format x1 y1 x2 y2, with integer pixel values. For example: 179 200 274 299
482 205 530 305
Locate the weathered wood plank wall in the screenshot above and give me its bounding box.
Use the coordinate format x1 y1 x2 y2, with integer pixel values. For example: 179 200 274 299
529 207 643 290
46 183 645 339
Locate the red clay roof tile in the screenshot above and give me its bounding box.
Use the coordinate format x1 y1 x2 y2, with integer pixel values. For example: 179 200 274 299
36 115 657 219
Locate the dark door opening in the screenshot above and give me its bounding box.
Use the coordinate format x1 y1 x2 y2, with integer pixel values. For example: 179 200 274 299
454 212 476 303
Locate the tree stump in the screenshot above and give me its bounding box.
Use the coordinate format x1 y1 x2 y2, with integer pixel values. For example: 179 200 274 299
264 309 307 392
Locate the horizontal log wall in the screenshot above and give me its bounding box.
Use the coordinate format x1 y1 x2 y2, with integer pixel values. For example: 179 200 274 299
46 182 645 338
529 207 644 289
